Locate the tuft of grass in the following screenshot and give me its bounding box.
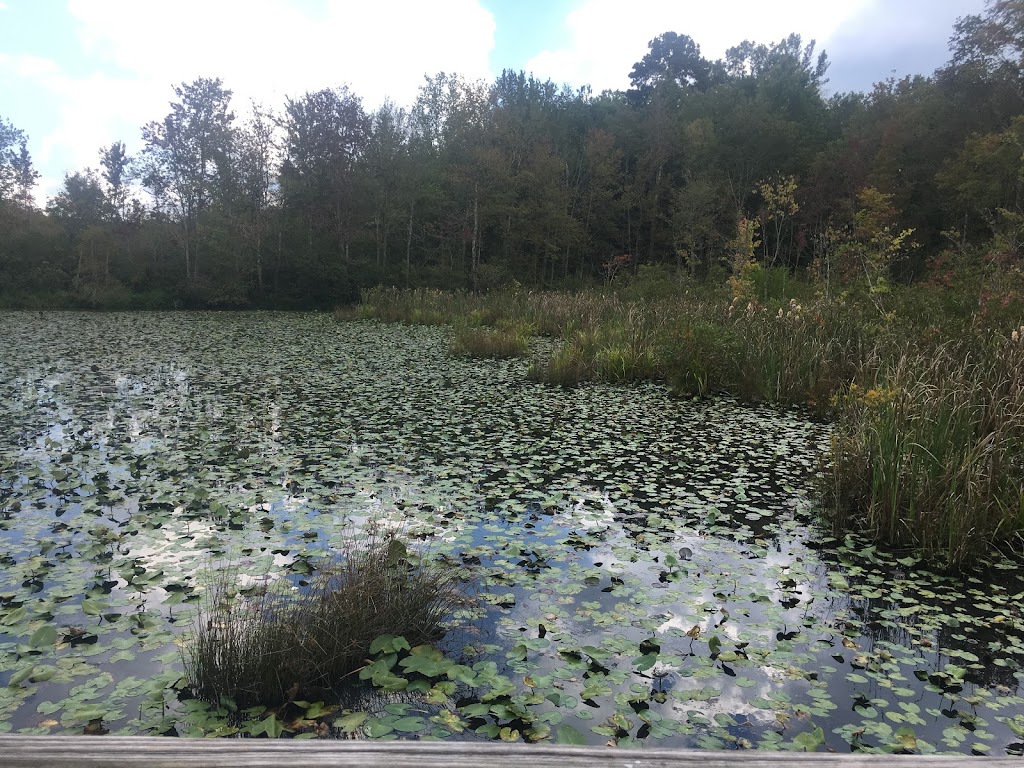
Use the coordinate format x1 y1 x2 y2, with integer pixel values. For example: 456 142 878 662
660 321 742 398
449 324 529 359
183 526 462 709
528 308 659 386
729 299 864 410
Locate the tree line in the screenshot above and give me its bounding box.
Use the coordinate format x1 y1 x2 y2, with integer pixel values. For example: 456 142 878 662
2 0 1023 308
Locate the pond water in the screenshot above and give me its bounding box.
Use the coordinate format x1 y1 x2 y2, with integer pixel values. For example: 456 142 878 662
0 311 1022 754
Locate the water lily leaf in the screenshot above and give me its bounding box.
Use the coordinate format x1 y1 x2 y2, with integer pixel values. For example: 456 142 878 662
392 716 426 733
634 654 658 672
250 713 286 738
363 719 395 739
556 724 587 745
792 726 824 751
81 599 109 616
893 726 918 751
333 712 367 733
29 624 58 648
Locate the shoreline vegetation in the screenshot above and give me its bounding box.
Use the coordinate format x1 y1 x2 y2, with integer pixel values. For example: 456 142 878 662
339 273 1024 571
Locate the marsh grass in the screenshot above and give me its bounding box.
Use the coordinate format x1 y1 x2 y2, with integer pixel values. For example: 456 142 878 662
340 281 1024 567
528 307 660 385
828 333 1024 568
729 300 865 410
450 323 530 359
660 320 742 397
183 527 462 709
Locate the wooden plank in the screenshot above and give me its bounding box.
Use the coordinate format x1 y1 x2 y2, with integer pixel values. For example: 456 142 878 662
0 736 1019 768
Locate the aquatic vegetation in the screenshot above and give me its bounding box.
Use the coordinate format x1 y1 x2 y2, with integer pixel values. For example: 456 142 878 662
528 308 660 385
450 324 530 359
184 527 462 708
828 334 1024 568
0 312 1022 754
351 286 1024 563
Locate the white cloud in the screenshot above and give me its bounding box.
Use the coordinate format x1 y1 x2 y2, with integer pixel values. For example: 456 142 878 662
65 0 495 109
526 0 873 93
5 0 495 202
0 2 8 10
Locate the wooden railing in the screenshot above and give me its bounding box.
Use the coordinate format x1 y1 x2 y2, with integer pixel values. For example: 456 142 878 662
0 736 1020 767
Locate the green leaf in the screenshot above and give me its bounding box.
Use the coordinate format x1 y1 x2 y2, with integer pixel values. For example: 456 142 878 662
251 714 285 738
792 726 824 751
556 724 587 745
634 653 658 672
29 624 58 648
81 599 109 616
334 711 368 734
364 719 395 739
392 716 426 733
8 666 35 687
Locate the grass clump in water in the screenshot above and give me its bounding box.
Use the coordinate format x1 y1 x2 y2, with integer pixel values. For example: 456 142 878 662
528 308 659 385
183 527 462 709
449 323 530 359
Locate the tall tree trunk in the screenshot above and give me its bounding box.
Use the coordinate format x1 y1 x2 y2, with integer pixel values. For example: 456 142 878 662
405 200 414 286
471 184 480 291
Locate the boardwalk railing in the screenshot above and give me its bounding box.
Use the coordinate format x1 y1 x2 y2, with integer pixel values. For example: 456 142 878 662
0 736 1020 767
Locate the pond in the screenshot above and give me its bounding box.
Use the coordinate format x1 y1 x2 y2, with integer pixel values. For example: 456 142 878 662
0 311 1022 754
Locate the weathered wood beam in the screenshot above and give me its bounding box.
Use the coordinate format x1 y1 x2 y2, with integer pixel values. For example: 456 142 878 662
0 736 1019 768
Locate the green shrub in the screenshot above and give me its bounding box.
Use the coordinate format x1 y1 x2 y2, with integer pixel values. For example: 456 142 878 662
615 263 683 303
183 527 462 708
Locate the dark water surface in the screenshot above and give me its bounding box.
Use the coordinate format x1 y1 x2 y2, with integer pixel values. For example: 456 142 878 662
0 312 1021 754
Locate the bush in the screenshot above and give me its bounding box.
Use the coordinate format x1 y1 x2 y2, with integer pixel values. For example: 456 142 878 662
183 527 462 709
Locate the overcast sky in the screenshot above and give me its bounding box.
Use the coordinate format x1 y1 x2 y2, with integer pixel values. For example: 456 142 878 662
0 0 987 202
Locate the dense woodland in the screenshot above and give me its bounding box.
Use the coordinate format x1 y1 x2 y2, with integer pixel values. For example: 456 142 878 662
2 1 1024 308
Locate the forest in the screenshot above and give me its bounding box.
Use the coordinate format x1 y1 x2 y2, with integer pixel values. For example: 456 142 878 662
1 2 1023 309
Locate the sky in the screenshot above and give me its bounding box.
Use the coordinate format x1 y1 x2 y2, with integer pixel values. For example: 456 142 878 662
0 0 988 203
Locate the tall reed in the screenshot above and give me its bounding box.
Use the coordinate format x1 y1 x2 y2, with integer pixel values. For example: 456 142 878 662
827 331 1024 568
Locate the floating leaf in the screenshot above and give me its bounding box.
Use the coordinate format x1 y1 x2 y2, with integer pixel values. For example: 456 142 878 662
29 624 58 648
556 725 587 745
333 712 367 734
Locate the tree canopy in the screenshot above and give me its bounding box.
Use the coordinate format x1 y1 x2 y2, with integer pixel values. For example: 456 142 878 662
2 0 1024 307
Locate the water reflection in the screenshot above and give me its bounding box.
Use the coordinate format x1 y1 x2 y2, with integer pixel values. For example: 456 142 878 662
0 312 1021 754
